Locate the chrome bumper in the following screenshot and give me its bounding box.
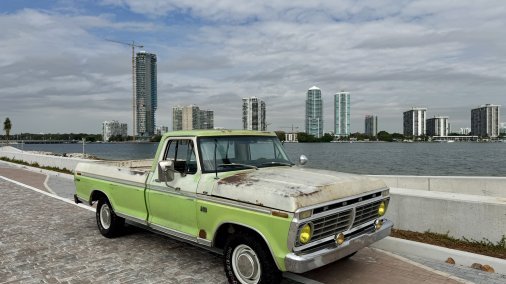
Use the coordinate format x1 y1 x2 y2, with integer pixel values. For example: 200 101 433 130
285 219 393 273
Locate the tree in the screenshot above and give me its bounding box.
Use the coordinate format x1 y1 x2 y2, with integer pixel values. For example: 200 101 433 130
377 131 393 142
3 118 11 143
274 131 286 142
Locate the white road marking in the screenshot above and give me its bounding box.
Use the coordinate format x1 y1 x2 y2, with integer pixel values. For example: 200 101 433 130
0 175 94 212
43 174 57 195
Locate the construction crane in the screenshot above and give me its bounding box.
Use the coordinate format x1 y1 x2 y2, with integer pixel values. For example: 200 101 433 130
106 39 144 141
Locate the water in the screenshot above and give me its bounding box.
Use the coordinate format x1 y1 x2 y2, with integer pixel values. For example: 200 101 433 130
13 142 506 176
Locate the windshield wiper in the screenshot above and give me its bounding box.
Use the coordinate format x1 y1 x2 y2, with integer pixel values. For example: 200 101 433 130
260 161 294 167
218 163 258 170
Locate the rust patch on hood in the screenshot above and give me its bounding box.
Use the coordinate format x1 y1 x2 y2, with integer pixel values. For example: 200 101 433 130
218 172 257 187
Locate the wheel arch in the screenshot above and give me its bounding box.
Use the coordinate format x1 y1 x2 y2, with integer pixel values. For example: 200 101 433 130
212 221 282 270
89 189 110 206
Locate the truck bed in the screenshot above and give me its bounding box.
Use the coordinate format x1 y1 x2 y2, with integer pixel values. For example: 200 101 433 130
75 159 152 185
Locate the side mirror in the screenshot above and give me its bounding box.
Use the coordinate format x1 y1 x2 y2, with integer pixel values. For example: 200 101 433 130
158 160 175 182
299 155 308 165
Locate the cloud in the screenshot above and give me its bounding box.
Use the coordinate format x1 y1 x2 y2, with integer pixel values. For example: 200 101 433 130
1 1 505 135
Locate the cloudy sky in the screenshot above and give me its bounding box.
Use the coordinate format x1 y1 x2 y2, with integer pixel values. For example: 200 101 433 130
1 0 505 134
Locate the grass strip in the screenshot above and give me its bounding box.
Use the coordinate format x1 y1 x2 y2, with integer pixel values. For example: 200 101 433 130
391 228 506 259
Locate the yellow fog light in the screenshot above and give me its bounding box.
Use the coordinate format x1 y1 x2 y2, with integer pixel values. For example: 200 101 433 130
375 219 384 230
335 233 345 245
378 201 386 216
299 224 312 244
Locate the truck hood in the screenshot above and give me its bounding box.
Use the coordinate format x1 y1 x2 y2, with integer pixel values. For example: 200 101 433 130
211 167 387 212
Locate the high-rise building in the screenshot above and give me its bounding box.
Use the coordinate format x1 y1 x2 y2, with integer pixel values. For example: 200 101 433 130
500 123 506 135
305 86 323 138
102 120 127 142
403 107 427 137
156 126 169 135
172 105 214 131
426 116 449 137
172 107 183 131
471 104 500 138
334 91 350 137
460 128 471 135
242 97 266 131
365 115 378 137
135 51 157 137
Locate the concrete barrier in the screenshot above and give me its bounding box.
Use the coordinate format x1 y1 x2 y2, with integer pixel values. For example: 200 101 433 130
386 188 506 244
370 175 506 198
0 146 88 173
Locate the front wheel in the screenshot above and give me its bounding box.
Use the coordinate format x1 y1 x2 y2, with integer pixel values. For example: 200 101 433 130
224 234 282 284
96 198 124 238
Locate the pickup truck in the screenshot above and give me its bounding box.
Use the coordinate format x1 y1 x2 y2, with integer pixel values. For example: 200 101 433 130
74 130 392 283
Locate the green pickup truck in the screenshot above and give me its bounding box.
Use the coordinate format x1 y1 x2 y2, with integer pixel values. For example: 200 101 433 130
74 130 392 283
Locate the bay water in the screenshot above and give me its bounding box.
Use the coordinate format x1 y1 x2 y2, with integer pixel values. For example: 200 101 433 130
14 142 506 176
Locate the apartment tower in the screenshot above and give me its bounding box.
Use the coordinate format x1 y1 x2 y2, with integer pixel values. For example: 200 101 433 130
426 116 449 137
135 51 157 137
305 86 323 138
334 91 350 137
242 97 266 131
471 104 500 137
403 107 427 137
365 115 378 137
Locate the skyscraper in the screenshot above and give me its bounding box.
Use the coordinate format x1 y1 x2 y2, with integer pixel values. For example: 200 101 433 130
305 86 323 138
172 105 214 131
334 91 350 137
135 51 157 137
102 120 127 142
426 116 449 137
471 104 500 137
242 97 266 131
365 115 378 137
403 107 427 137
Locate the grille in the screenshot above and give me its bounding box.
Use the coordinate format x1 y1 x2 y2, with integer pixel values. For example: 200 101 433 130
353 200 381 227
296 209 352 246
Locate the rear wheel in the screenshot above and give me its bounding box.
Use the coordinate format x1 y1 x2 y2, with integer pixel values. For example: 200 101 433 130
224 234 282 284
96 198 124 238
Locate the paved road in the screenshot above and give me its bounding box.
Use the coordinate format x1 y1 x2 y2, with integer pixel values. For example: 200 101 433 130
0 161 497 283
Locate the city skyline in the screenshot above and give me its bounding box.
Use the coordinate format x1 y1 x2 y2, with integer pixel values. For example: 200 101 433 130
0 1 505 134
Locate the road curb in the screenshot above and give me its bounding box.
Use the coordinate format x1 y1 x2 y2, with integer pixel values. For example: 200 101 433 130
371 236 506 275
0 159 74 180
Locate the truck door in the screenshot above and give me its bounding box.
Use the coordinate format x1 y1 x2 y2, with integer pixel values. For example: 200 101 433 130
146 139 200 240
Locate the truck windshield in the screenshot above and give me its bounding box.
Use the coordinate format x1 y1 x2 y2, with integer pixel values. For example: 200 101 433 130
198 136 293 172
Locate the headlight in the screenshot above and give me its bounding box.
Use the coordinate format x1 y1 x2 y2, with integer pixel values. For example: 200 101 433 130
378 200 388 216
298 223 312 244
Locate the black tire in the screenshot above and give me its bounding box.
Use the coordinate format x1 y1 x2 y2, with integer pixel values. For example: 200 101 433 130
224 234 282 284
96 198 124 238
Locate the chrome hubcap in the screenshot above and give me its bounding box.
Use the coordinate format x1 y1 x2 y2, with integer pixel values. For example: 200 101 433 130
100 203 111 229
232 244 261 284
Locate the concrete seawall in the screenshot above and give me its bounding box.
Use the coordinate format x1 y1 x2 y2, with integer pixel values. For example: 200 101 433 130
0 146 88 173
370 175 506 198
369 175 506 244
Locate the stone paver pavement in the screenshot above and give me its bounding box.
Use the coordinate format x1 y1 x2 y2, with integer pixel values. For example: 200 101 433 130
1 162 496 283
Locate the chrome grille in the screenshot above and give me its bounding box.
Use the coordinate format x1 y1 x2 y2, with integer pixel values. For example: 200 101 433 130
353 200 381 227
296 209 352 246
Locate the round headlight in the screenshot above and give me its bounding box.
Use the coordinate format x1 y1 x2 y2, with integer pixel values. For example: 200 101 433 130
378 201 386 216
299 223 312 244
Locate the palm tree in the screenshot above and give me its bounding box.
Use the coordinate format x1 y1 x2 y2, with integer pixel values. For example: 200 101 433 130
4 118 11 143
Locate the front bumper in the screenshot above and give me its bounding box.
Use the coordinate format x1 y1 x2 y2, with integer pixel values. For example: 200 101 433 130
285 219 393 273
